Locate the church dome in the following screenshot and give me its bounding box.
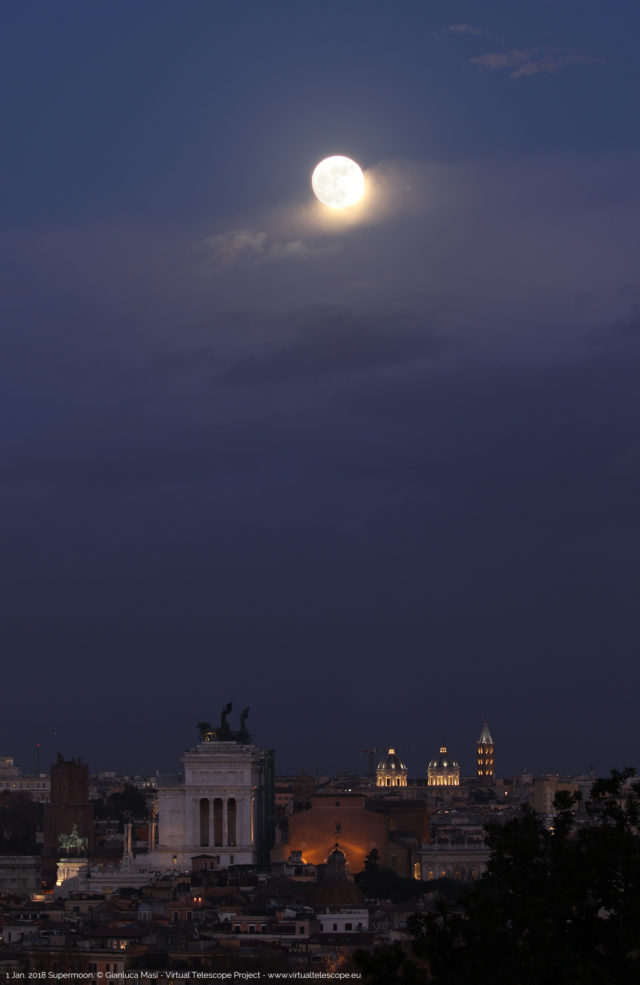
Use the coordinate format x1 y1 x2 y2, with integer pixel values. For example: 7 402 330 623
376 747 409 788
327 845 347 865
428 746 460 770
377 748 407 772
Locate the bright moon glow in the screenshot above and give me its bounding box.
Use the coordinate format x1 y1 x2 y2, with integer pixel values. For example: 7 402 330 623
311 156 365 208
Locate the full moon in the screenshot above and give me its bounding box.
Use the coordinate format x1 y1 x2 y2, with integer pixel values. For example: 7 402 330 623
311 156 365 208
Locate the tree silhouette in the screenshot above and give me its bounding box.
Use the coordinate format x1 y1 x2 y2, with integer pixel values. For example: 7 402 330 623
410 769 640 985
356 769 640 985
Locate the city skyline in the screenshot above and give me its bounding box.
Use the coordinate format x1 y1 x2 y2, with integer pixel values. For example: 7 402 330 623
3 2 640 780
1 712 627 782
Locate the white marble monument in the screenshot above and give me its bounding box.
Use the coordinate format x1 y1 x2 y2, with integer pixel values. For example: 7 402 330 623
151 710 273 870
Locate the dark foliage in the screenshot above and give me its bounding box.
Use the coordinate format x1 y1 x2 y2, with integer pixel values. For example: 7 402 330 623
354 941 423 985
357 770 640 985
355 848 431 902
0 792 43 854
412 769 640 985
92 784 149 825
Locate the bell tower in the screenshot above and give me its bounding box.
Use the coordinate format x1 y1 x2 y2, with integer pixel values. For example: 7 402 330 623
476 721 495 779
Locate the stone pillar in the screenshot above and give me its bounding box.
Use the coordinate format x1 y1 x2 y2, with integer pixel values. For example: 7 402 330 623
192 798 198 846
222 797 228 846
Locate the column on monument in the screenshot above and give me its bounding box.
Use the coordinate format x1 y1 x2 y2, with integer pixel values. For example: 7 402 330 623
222 797 228 847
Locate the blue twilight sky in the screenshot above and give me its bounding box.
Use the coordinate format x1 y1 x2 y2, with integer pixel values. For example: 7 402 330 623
2 1 640 779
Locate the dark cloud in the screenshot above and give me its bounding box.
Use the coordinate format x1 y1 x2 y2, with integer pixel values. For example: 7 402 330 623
470 46 606 78
589 304 640 347
446 23 491 37
223 303 450 385
608 305 640 342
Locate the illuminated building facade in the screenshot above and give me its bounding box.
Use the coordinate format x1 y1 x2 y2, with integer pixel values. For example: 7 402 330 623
376 748 408 788
272 794 427 876
153 723 274 871
476 721 495 779
427 746 460 787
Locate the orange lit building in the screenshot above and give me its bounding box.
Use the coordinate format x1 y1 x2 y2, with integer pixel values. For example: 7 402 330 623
272 794 427 876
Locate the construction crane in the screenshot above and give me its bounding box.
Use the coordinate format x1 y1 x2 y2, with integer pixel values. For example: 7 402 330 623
359 747 386 777
360 745 417 778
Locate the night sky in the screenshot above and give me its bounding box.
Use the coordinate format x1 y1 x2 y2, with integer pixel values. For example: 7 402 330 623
2 1 639 780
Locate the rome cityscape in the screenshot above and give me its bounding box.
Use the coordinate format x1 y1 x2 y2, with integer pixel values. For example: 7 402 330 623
3 1 640 982
1 712 639 980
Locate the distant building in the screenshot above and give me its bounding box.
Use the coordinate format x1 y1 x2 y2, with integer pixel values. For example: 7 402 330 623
42 754 94 887
274 785 295 815
530 775 580 815
1 774 51 802
477 721 495 779
416 841 489 881
427 747 460 787
376 748 408 789
292 772 315 810
152 709 275 870
0 855 41 895
0 756 20 780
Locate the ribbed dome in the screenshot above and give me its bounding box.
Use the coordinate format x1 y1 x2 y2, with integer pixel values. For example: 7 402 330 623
327 845 347 865
428 745 459 770
377 747 407 772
